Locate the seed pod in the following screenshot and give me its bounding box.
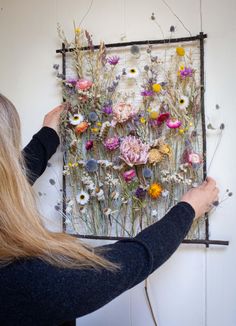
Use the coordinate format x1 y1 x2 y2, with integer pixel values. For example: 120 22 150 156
99 121 111 140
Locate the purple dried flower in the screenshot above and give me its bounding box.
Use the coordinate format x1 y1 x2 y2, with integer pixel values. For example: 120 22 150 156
180 67 193 79
66 78 77 85
135 187 147 199
104 136 120 151
141 90 154 97
107 56 120 65
103 106 113 115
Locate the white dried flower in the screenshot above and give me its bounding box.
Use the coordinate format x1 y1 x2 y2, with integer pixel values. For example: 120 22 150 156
96 189 105 201
151 209 158 217
161 190 169 197
76 190 90 205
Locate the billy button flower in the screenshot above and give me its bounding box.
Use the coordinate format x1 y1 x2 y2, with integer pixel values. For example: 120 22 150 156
152 83 162 93
140 117 146 124
149 111 159 120
148 183 163 199
75 27 81 34
91 127 99 133
176 47 185 56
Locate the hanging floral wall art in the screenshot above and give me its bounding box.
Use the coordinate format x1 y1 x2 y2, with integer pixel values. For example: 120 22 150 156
58 29 205 239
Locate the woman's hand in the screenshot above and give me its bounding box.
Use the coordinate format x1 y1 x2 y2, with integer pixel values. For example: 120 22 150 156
43 105 64 134
181 177 219 219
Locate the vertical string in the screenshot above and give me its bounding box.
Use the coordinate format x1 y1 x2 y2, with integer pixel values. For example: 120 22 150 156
200 0 203 32
79 0 94 27
204 248 208 326
123 0 127 40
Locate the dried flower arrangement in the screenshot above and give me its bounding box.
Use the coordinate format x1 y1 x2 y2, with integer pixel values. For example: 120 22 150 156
57 28 205 238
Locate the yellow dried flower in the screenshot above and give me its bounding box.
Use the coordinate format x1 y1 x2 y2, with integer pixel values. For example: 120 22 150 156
91 128 99 133
152 83 162 93
147 107 152 113
159 144 172 157
97 122 102 127
75 27 81 34
149 111 159 120
140 117 146 124
179 128 185 135
68 162 72 167
148 183 162 199
148 148 163 164
176 47 185 56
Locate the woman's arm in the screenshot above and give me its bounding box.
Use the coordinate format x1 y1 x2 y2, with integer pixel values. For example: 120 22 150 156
12 202 194 325
22 105 63 184
23 127 60 185
2 179 218 325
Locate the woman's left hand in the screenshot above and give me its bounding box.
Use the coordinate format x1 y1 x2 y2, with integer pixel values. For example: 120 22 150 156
43 105 64 134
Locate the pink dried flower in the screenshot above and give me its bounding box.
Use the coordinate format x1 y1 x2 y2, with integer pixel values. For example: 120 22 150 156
120 135 150 166
123 169 136 182
188 152 202 165
156 112 170 125
104 136 120 151
166 118 182 129
112 102 139 125
76 79 92 91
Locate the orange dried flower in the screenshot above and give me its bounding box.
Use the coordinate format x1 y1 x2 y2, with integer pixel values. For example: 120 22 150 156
148 183 162 199
75 121 89 134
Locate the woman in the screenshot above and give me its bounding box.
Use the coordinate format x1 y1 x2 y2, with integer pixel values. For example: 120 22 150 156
0 94 219 325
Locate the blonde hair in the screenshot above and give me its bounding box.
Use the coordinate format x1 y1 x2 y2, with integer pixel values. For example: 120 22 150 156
0 94 117 270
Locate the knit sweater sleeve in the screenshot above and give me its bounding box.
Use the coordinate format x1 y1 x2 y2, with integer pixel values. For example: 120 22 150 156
22 127 60 185
2 202 195 325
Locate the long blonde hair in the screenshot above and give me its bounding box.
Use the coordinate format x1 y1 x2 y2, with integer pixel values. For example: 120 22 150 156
0 94 117 270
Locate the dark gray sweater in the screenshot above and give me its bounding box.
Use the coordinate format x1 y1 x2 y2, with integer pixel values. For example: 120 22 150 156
0 127 195 325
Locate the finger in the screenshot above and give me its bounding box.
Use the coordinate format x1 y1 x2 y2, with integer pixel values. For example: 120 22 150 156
205 176 216 189
54 107 64 114
49 105 64 114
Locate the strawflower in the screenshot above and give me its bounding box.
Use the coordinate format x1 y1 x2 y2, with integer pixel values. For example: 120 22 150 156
166 118 182 129
148 183 163 199
75 121 89 134
123 169 136 182
76 79 92 91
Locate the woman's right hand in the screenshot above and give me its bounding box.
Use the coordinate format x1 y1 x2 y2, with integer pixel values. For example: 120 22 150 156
181 176 219 219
